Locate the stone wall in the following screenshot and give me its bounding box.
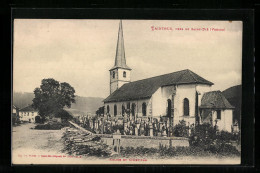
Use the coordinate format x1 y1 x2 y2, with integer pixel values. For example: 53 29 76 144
99 135 189 148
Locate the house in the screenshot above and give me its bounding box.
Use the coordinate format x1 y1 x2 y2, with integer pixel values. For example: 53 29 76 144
12 105 19 116
12 105 20 124
103 20 235 132
199 91 235 132
19 105 38 123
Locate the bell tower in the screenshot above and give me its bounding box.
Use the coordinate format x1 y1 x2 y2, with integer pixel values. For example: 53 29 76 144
109 20 131 94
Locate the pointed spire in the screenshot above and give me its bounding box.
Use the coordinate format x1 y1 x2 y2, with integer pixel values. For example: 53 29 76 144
110 20 131 71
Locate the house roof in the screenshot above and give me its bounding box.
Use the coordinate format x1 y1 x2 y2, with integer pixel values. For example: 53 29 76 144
110 20 131 71
19 105 37 112
200 90 235 109
13 105 19 109
104 69 214 103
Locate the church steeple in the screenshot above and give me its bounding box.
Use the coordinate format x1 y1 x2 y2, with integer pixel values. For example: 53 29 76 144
109 20 131 94
110 20 131 71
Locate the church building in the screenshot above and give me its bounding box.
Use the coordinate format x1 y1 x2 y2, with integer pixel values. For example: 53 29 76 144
103 21 235 132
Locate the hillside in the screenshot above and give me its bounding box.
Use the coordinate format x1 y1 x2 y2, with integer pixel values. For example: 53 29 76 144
12 92 34 109
12 92 104 114
222 85 242 126
70 96 104 114
222 85 242 100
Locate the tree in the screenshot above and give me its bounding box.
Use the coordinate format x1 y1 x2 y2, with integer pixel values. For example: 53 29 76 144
32 78 76 117
96 106 104 116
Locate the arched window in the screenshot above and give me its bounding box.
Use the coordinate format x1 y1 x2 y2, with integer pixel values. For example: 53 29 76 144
195 92 199 116
122 104 125 116
167 99 172 117
107 105 110 114
126 102 130 115
123 71 126 78
131 103 136 116
112 71 115 78
195 92 199 124
142 102 147 116
114 105 117 116
183 98 189 116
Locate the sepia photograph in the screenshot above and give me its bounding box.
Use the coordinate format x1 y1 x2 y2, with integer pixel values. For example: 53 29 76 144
12 19 242 164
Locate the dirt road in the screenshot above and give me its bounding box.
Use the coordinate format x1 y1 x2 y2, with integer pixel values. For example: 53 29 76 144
12 123 66 164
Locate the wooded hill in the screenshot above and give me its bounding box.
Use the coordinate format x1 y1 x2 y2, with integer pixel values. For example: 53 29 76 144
12 92 104 114
222 85 242 126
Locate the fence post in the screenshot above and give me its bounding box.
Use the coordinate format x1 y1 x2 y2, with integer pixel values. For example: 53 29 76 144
149 123 153 137
113 133 121 154
169 138 173 148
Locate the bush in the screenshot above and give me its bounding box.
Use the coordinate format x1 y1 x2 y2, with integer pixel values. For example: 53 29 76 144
173 120 189 137
35 123 61 130
189 123 216 150
54 109 73 120
174 146 207 156
159 144 176 157
216 131 238 142
189 123 240 156
35 116 43 123
208 143 240 156
34 121 69 130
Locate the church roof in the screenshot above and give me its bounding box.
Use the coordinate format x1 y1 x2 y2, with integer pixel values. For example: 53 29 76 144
110 20 131 71
20 105 37 112
200 90 235 109
104 69 213 103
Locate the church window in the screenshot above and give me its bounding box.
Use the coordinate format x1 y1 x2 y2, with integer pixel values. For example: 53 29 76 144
123 71 126 78
114 105 117 116
167 99 172 117
183 98 189 116
131 103 136 116
112 71 115 79
217 110 221 120
195 92 199 116
107 105 110 114
142 102 147 116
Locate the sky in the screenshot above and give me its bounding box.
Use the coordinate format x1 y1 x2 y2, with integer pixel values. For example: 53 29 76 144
13 19 242 98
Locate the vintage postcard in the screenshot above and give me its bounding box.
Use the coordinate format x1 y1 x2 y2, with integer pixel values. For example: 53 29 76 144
12 19 242 164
